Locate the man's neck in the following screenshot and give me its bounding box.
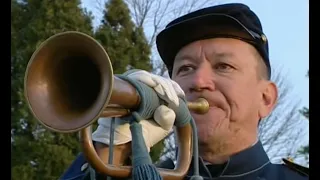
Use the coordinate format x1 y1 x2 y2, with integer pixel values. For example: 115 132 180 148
199 136 259 165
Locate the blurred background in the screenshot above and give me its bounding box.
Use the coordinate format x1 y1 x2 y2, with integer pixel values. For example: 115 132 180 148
11 0 309 179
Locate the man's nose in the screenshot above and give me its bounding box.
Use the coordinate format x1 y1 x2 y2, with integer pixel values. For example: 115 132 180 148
189 65 215 92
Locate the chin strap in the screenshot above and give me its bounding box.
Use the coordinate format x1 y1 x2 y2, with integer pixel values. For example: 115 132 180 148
89 74 203 180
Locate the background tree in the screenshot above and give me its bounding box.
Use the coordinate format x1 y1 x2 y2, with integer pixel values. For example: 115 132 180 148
257 68 308 165
94 0 151 74
297 71 309 166
11 0 94 179
12 0 156 178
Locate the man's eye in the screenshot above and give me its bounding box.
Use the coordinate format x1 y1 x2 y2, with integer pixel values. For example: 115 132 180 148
177 65 194 75
215 63 234 72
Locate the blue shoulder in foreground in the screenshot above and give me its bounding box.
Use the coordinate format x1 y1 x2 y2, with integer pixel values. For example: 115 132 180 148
158 141 309 180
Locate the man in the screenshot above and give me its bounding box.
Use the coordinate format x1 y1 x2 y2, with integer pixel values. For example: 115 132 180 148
60 3 309 180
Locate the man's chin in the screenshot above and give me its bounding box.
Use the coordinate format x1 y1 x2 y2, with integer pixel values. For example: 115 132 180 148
192 110 227 128
196 124 218 143
194 113 230 145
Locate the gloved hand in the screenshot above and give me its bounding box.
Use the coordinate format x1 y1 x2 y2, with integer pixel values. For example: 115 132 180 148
92 104 175 152
126 70 185 108
92 70 185 151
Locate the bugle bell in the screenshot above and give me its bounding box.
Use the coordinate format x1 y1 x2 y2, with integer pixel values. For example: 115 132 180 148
24 31 209 179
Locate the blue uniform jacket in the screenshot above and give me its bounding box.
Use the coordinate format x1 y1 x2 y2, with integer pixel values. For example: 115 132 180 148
60 141 309 180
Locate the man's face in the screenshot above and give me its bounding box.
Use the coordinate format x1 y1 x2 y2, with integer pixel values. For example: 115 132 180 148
172 38 277 153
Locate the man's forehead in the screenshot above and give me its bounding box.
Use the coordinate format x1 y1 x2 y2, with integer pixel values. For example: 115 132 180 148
174 38 251 62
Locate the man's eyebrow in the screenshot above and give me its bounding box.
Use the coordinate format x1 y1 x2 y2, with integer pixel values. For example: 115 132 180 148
175 54 195 61
174 52 235 65
174 54 198 66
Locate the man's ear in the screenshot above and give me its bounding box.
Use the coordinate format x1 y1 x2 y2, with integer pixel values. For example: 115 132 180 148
258 81 278 119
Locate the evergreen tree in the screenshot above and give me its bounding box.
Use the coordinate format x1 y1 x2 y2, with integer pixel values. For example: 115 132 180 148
94 0 152 74
11 0 94 179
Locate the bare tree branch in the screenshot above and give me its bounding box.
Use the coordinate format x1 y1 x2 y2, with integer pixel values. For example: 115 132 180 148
124 0 154 28
256 66 308 164
94 0 105 12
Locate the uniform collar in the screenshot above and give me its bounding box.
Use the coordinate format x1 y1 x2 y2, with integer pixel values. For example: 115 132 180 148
187 140 271 178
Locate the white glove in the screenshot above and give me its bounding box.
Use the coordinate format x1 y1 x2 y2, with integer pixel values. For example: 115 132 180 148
126 70 185 108
92 105 175 152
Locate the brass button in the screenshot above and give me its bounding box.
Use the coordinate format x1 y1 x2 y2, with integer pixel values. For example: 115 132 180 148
261 34 267 43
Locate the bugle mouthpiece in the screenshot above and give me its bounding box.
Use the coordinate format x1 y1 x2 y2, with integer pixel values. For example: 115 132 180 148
187 98 209 114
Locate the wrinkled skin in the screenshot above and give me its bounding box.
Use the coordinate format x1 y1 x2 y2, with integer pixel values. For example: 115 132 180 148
171 38 278 164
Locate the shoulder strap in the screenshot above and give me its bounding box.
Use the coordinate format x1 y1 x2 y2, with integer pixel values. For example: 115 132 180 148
282 158 309 177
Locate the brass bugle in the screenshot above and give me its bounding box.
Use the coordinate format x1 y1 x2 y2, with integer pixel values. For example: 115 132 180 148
24 31 209 133
24 31 209 180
